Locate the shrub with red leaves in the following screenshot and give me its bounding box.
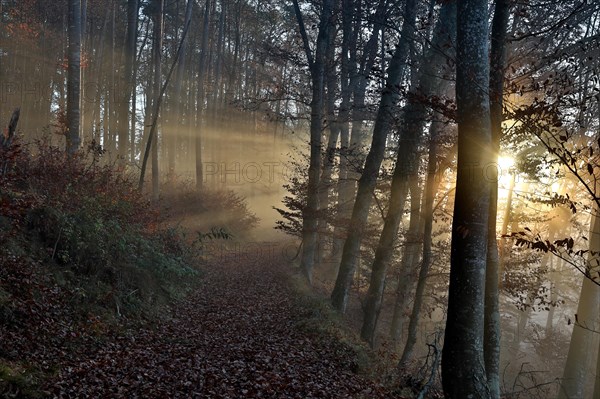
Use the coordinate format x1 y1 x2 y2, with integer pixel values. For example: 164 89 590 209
0 137 200 397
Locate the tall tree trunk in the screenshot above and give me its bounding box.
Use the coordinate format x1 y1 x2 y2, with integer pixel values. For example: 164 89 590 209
107 3 117 157
331 0 365 266
116 0 139 162
131 15 147 162
330 0 417 312
292 0 334 284
594 337 600 399
360 1 456 344
348 0 386 153
390 174 422 344
151 0 164 200
332 0 387 254
558 210 600 399
398 117 444 365
317 13 340 266
168 0 193 180
79 0 87 144
212 0 225 115
195 0 211 190
485 0 510 397
66 0 82 155
441 0 492 396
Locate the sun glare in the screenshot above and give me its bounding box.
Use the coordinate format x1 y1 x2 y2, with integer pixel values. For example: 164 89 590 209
497 155 515 171
497 155 516 192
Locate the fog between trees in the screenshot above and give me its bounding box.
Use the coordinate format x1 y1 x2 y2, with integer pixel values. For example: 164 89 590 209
2 0 600 397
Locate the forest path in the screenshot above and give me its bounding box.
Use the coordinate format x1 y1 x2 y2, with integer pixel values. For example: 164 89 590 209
49 250 396 398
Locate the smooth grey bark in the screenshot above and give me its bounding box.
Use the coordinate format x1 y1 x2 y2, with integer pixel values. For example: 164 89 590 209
558 210 600 399
293 0 334 284
331 0 389 270
390 173 422 344
66 0 81 155
485 1 510 397
360 1 456 345
195 0 211 190
332 0 375 266
398 118 444 366
441 0 492 397
594 337 600 399
331 0 417 313
317 13 340 266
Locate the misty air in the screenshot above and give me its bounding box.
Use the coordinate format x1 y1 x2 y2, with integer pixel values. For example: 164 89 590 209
1 0 599 398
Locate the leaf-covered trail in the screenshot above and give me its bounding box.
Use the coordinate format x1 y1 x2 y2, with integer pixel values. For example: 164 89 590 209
50 253 395 398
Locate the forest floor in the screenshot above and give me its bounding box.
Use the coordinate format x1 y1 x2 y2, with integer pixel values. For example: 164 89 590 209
43 249 399 398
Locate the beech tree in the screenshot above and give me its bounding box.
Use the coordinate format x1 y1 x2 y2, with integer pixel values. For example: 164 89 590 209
361 0 457 346
558 211 600 398
441 0 492 396
66 0 82 155
292 0 334 284
331 0 418 312
116 0 139 162
484 1 510 397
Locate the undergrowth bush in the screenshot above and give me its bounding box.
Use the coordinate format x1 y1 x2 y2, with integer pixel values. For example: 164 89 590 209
0 137 261 397
1 137 198 320
160 180 259 236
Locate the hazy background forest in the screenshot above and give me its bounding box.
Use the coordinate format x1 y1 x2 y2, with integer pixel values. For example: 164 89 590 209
1 0 600 397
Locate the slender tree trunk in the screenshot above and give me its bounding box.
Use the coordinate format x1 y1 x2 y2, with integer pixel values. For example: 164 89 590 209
115 0 138 162
331 0 417 312
390 174 422 344
558 210 600 399
334 0 386 243
331 0 365 266
66 0 81 155
79 0 87 144
485 1 510 397
545 257 557 336
212 0 225 114
107 3 117 157
131 15 145 162
151 0 164 201
293 0 334 284
138 6 190 194
594 337 600 399
195 0 211 190
360 1 456 344
499 170 515 282
168 0 193 180
398 118 444 365
317 15 340 266
441 0 492 396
